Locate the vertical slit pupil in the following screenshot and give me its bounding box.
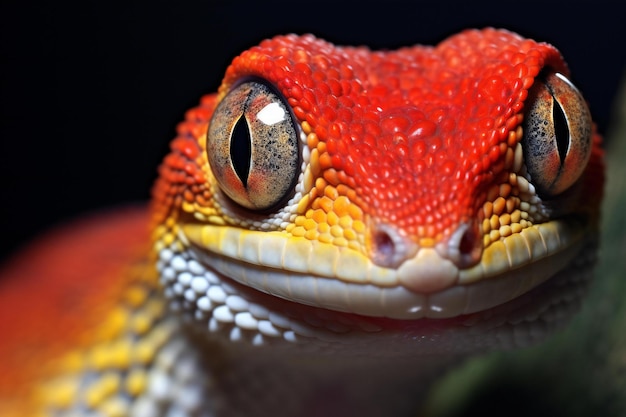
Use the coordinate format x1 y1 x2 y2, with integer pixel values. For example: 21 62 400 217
231 116 252 187
552 99 570 164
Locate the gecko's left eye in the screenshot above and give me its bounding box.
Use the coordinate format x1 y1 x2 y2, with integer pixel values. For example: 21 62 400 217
207 80 300 211
521 71 593 196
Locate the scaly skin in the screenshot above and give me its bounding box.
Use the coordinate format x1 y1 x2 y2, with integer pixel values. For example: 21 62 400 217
0 28 603 417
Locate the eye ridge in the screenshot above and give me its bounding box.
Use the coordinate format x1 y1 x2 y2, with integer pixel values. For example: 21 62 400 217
230 115 252 188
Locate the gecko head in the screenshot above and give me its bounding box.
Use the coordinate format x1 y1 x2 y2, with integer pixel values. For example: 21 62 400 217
149 29 603 352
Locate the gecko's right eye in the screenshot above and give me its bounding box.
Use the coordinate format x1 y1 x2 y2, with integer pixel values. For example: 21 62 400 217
521 71 593 196
207 80 301 211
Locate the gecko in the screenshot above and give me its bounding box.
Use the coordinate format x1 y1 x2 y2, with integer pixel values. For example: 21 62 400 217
0 28 604 417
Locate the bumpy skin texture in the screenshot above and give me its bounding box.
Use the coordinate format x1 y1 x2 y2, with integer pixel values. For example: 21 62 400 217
157 30 562 247
153 28 602 304
0 29 604 416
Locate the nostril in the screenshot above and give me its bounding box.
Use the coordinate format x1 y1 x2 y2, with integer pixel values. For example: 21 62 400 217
443 221 483 268
373 229 395 259
368 223 418 269
459 225 478 256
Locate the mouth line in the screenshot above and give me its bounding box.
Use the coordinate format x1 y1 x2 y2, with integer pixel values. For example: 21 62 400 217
179 214 586 320
163 239 593 354
158 217 596 352
187 233 581 320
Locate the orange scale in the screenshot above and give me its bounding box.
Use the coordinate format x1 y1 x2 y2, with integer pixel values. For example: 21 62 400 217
333 196 355 218
319 152 333 170
303 219 317 231
336 169 354 187
315 142 327 157
310 206 329 223
326 210 340 227
183 189 196 203
500 184 513 198
294 216 307 228
318 223 331 235
321 183 338 200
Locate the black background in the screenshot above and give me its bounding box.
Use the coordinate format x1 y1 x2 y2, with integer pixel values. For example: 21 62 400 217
1 0 625 262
